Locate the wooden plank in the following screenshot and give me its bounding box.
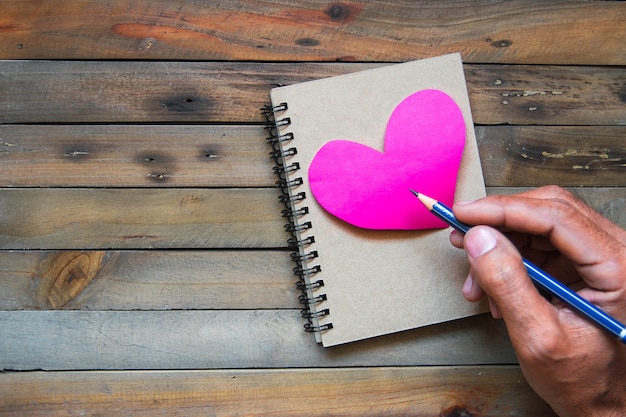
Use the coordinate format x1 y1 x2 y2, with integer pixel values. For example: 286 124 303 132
1 125 625 188
0 0 623 66
0 250 296 310
0 186 622 311
0 367 556 416
0 187 623 251
0 125 275 187
0 188 288 250
466 65 626 126
477 126 626 187
1 61 624 125
0 310 515 370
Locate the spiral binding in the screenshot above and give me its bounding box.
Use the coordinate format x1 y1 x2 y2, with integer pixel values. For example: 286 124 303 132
262 102 333 336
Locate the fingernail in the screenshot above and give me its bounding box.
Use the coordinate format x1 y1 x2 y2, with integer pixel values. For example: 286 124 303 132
462 274 473 295
455 200 475 206
466 227 497 258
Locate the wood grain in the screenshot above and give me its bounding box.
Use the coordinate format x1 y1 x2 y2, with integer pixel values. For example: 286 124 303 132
1 61 624 125
0 367 556 416
1 1 622 414
0 188 288 250
476 126 626 187
0 187 623 312
0 250 296 310
34 251 106 309
0 187 623 251
466 65 626 126
0 125 275 187
1 125 625 187
0 0 623 66
0 310 515 370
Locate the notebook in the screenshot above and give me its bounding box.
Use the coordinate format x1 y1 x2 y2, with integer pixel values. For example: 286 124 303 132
263 53 487 347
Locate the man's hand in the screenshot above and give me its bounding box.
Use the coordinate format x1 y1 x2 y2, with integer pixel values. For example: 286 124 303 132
449 186 626 417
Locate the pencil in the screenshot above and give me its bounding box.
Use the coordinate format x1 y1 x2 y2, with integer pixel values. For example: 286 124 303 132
410 189 626 344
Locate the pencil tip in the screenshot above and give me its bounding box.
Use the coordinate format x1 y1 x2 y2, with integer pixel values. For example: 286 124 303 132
410 189 436 210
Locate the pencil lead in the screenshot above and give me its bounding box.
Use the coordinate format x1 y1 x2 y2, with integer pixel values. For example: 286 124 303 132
411 190 436 210
409 189 419 197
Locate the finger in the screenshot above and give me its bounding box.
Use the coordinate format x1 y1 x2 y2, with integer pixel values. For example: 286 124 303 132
449 229 464 248
454 189 625 290
463 226 564 349
456 186 622 246
523 186 626 245
461 273 485 302
453 216 583 286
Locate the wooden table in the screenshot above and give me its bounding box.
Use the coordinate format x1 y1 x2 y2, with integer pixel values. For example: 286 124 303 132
1 1 624 415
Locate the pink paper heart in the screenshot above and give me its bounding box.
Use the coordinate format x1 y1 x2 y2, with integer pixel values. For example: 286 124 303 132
309 89 465 230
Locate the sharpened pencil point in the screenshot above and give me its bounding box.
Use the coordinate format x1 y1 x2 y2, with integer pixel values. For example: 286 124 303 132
410 189 437 211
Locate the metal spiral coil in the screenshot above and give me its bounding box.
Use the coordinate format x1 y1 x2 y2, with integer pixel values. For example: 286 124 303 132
261 102 288 115
291 250 318 262
299 293 327 305
273 162 300 175
296 279 324 291
276 177 304 189
304 322 334 333
285 221 312 233
293 264 321 277
287 235 315 248
301 308 330 319
262 100 332 337
278 191 306 203
269 147 297 159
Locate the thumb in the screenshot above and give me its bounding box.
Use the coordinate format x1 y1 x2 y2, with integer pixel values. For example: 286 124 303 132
464 226 561 347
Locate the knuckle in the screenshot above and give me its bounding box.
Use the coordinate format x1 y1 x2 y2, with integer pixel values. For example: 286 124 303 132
537 186 582 217
539 185 574 201
520 334 565 365
545 195 579 227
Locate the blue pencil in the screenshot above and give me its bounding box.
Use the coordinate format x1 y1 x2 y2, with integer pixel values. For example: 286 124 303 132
410 189 626 344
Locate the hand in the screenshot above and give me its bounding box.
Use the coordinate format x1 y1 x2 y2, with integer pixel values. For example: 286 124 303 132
449 186 626 417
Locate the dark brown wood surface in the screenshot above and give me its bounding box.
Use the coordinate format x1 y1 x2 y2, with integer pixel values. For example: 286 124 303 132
1 1 624 64
2 1 625 415
1 62 624 125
